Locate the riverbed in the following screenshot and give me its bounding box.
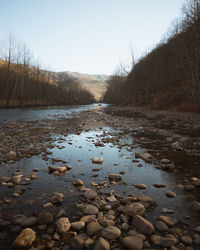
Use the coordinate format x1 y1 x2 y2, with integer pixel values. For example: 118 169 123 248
0 104 199 249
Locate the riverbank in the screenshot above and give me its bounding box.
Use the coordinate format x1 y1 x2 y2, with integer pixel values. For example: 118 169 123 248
0 105 199 249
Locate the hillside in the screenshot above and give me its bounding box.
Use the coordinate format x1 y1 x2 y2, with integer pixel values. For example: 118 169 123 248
56 71 109 101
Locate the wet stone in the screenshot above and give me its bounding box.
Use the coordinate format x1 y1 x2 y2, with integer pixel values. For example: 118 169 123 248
38 212 54 224
13 228 36 248
56 217 71 234
158 216 178 227
122 236 143 250
166 191 176 198
155 220 169 232
132 215 155 235
181 235 193 245
94 237 110 250
101 226 121 240
87 221 103 236
81 204 99 215
71 221 85 231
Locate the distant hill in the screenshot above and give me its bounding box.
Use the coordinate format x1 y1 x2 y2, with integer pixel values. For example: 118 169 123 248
56 71 109 101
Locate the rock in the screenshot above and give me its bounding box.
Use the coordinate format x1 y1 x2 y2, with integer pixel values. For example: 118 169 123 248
161 159 171 164
106 195 117 203
83 190 97 200
38 212 54 224
134 184 147 189
151 234 162 245
81 204 99 215
132 215 155 235
181 236 193 245
161 234 177 247
8 151 17 159
56 217 71 234
84 238 95 248
48 166 67 173
71 221 85 231
166 191 176 198
92 157 103 164
153 184 166 188
20 217 37 227
158 216 178 226
155 220 168 231
73 179 84 186
195 226 200 233
141 153 152 162
13 174 23 184
123 203 145 217
185 184 195 191
94 237 110 250
194 234 200 244
137 195 157 207
108 173 122 182
80 215 97 224
51 194 63 204
161 208 174 214
101 226 121 239
30 173 37 180
127 230 146 240
122 236 143 250
172 142 182 150
13 228 36 248
70 235 85 250
193 201 200 212
87 221 103 236
56 208 66 218
99 219 115 227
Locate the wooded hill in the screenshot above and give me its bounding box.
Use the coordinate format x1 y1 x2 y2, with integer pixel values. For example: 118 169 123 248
0 38 95 107
104 0 200 112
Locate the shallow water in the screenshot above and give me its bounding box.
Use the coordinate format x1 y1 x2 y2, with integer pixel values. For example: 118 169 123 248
0 126 198 225
0 103 107 122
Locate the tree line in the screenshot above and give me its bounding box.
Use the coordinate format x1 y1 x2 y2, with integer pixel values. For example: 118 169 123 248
104 0 200 111
0 34 95 107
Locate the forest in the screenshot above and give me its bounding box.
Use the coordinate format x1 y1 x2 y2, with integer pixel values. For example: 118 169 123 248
0 36 95 107
104 0 200 111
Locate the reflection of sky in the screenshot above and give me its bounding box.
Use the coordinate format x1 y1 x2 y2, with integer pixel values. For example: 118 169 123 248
0 103 108 122
0 124 198 224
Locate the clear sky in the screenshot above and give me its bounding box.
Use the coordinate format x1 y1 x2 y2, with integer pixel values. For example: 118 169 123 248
0 0 183 75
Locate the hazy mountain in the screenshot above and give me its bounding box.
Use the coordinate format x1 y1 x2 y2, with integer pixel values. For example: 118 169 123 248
56 71 110 101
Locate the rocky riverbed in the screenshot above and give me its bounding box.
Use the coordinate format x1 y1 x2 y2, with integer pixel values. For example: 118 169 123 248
0 105 200 249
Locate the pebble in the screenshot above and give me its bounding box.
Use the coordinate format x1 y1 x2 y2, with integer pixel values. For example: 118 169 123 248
165 191 176 198
56 217 71 234
132 215 155 235
13 228 36 248
101 226 121 239
122 236 143 250
87 221 103 236
94 237 110 250
81 204 99 215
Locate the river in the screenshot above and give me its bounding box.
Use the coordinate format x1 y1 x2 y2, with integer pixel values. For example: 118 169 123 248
0 104 199 249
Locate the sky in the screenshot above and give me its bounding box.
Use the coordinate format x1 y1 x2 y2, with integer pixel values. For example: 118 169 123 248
0 0 183 75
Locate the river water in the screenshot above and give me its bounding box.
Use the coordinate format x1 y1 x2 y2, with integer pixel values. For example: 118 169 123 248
0 104 199 249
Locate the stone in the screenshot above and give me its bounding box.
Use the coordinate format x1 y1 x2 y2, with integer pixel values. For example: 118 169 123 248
194 234 200 244
132 215 155 235
84 238 94 248
94 237 110 250
166 191 176 198
161 208 174 213
134 184 147 189
73 179 84 186
106 195 117 203
181 236 193 245
92 157 103 164
56 217 71 234
8 151 17 159
13 228 36 248
70 235 85 250
151 234 162 245
81 204 99 215
101 226 121 239
48 166 67 173
80 215 97 224
127 230 146 240
185 184 195 191
20 217 37 227
108 173 122 182
71 221 85 231
51 194 63 204
158 216 178 226
193 201 200 212
122 236 143 250
161 234 177 247
155 220 168 231
87 221 103 236
99 219 115 227
123 203 145 217
83 190 97 200
153 184 166 188
38 212 54 224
